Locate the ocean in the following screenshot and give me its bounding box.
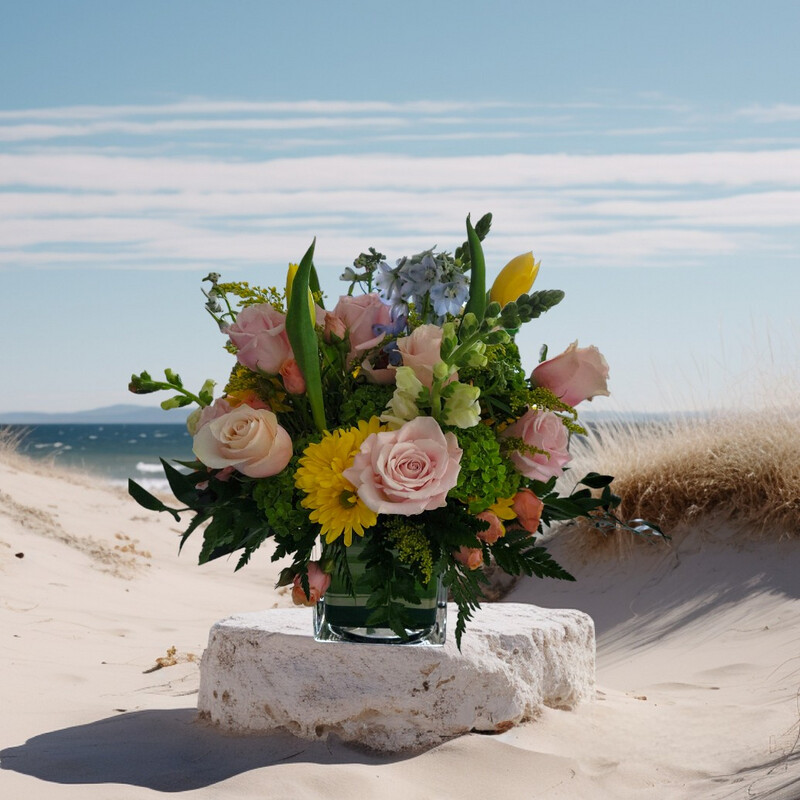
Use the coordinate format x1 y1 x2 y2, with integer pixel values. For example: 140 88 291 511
3 423 195 493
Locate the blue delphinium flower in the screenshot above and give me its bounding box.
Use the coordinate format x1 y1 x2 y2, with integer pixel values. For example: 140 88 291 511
430 274 469 318
376 260 409 318
401 252 441 299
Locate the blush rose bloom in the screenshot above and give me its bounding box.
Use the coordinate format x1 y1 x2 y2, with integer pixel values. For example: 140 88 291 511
513 489 544 534
227 303 293 375
331 294 393 365
279 358 306 394
343 416 462 515
531 341 610 407
193 405 292 478
503 409 571 481
454 546 484 571
187 397 232 435
291 562 331 607
396 324 452 389
476 511 505 544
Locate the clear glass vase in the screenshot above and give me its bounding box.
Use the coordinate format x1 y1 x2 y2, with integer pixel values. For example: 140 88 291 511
313 538 447 646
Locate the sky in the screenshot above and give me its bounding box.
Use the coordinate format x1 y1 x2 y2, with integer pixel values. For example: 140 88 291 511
2 0 799 415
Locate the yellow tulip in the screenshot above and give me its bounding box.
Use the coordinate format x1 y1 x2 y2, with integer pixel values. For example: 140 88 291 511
489 252 540 307
286 262 315 321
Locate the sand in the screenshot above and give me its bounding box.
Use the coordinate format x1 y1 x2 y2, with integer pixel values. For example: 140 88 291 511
1 452 799 799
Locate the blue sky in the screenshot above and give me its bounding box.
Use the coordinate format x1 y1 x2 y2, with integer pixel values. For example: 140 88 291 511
2 0 799 414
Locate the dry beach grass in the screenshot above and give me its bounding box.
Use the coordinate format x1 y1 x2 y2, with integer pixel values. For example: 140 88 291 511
565 404 800 553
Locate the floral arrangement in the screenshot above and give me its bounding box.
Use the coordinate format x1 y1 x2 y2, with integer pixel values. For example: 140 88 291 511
129 214 635 647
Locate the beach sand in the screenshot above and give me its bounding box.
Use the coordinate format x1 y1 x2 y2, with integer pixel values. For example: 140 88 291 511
1 451 799 799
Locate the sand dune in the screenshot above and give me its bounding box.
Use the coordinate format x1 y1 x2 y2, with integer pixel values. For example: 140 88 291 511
1 450 799 799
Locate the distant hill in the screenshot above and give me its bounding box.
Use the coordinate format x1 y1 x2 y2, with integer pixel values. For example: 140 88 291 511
0 404 191 425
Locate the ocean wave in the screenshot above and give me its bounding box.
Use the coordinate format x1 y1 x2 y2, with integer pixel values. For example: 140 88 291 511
136 461 165 474
111 477 171 494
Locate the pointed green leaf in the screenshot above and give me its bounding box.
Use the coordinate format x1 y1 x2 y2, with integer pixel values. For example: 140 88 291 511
463 215 486 322
285 239 327 431
128 479 181 521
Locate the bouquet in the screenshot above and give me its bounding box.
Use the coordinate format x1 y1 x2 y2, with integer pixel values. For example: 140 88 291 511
129 214 631 647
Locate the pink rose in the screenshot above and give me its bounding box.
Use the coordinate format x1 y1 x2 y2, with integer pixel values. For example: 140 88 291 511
192 405 292 478
503 409 571 481
343 416 462 515
531 341 610 407
279 358 306 395
512 489 544 534
322 310 347 343
331 294 393 365
360 357 396 385
396 324 451 389
227 303 293 375
476 511 505 544
454 546 484 570
291 561 331 606
191 397 233 434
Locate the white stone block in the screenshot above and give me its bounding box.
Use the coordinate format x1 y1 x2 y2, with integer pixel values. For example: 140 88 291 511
197 603 595 752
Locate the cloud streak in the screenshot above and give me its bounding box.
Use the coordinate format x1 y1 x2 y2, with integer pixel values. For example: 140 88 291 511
2 99 799 273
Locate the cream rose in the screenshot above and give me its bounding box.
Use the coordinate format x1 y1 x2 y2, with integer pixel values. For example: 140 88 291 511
192 405 292 478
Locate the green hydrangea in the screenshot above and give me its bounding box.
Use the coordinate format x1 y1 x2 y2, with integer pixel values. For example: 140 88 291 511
450 423 521 513
338 382 395 426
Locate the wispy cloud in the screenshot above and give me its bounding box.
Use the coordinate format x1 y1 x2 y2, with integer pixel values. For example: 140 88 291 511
2 99 799 274
735 104 800 123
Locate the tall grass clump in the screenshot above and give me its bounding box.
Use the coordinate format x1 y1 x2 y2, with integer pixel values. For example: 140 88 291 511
567 404 800 548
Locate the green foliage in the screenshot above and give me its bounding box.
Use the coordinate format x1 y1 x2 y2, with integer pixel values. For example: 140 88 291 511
459 340 529 418
128 369 214 409
285 240 326 431
214 281 285 312
455 212 492 268
491 529 575 581
463 215 487 322
385 518 434 584
338 382 395 427
224 363 291 412
451 423 522 512
441 558 489 650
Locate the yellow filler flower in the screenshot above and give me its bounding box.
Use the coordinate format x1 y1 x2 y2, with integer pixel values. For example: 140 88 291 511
489 252 540 308
295 417 384 546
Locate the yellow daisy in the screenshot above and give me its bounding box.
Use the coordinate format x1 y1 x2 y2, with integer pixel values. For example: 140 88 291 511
295 417 384 546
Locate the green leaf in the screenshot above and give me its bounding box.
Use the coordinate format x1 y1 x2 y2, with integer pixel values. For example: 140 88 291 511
285 239 327 431
579 472 615 489
128 479 181 521
160 458 199 506
463 215 486 322
309 262 323 308
179 511 211 552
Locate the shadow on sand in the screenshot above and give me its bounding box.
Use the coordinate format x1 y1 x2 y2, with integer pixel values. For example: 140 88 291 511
0 708 409 791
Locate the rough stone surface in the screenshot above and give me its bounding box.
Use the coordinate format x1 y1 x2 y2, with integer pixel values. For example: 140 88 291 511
197 602 595 752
